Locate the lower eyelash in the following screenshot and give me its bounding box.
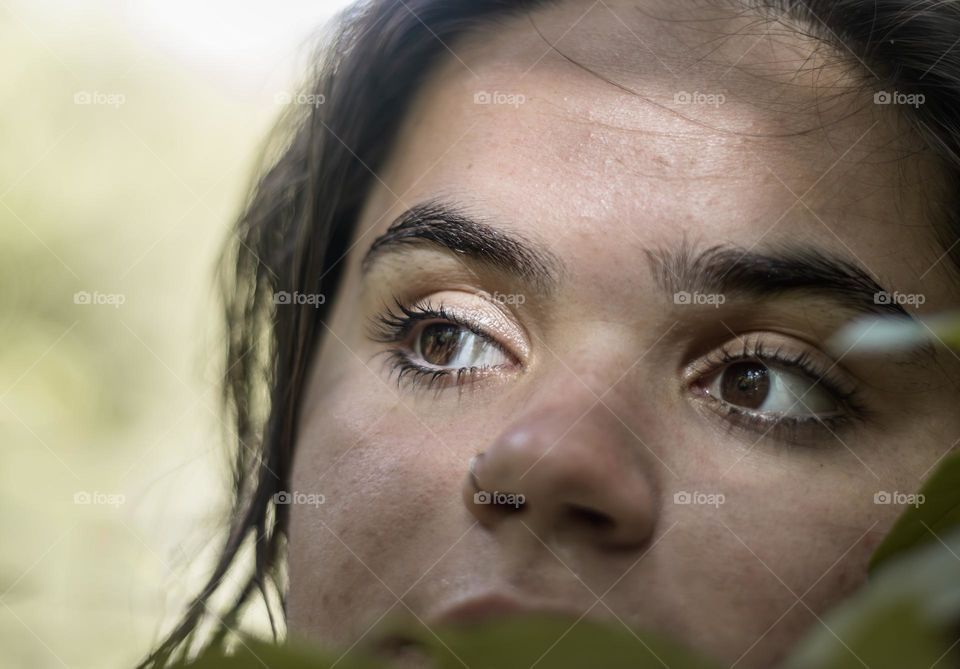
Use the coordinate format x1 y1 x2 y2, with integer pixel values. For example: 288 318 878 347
703 397 858 447
379 349 484 393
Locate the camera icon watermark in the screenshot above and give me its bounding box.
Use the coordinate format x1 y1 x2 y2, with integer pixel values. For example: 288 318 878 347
73 490 125 508
74 90 126 108
673 291 725 308
873 291 925 307
273 291 326 307
874 90 925 108
73 290 126 308
273 490 326 507
477 289 526 306
674 90 726 107
673 490 725 508
473 90 526 108
473 490 525 508
874 490 924 508
274 91 326 108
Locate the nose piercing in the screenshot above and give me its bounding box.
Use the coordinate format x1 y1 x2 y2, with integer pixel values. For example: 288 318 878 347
468 452 484 492
467 451 525 510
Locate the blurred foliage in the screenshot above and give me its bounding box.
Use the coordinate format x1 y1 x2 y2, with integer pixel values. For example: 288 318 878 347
785 530 960 668
869 451 960 572
0 2 281 668
179 616 723 669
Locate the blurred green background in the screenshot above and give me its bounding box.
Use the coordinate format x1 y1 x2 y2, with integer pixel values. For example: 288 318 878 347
0 1 349 666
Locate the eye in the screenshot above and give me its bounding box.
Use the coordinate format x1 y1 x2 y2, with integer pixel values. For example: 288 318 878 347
704 360 841 417
368 295 523 391
413 322 510 369
685 333 868 443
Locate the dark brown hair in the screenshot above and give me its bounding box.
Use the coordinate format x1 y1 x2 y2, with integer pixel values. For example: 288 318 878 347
139 0 960 665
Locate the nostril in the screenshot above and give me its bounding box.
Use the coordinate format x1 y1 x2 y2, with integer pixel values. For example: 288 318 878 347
564 504 615 531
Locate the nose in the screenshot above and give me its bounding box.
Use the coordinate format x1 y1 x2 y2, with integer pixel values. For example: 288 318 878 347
461 403 657 550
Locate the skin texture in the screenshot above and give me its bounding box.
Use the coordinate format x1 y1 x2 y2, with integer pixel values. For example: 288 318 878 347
285 1 960 666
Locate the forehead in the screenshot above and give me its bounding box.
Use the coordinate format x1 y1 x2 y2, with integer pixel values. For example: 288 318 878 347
357 0 941 293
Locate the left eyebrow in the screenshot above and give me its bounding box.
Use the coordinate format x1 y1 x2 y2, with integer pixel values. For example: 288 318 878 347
645 241 913 318
361 199 562 292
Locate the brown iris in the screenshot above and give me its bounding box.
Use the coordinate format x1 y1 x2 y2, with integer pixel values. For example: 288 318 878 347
417 323 463 366
719 362 770 409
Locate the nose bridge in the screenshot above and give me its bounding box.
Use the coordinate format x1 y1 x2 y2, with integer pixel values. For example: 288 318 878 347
538 318 645 398
484 400 637 488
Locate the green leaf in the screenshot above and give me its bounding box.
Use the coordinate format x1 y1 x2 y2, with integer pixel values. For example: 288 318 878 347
170 615 721 669
173 637 386 669
388 615 722 669
869 451 960 574
784 526 960 669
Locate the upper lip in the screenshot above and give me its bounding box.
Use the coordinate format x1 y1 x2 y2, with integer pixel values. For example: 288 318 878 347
427 592 584 627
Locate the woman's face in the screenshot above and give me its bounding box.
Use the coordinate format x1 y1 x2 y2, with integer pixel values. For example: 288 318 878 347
286 1 960 666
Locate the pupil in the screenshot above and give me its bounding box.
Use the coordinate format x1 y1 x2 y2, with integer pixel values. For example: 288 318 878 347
419 324 463 366
720 362 770 409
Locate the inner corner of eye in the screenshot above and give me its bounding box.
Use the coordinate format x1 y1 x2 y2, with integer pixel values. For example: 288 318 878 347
687 376 710 398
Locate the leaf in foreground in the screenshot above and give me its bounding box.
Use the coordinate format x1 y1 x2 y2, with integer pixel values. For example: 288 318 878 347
869 451 960 574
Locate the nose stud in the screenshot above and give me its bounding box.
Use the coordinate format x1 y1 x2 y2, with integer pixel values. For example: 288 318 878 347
467 451 526 510
468 452 484 493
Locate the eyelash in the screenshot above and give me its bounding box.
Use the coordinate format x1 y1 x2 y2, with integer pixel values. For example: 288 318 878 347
687 339 870 444
368 298 509 392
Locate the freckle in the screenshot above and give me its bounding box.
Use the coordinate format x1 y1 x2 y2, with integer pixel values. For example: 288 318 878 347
466 162 473 170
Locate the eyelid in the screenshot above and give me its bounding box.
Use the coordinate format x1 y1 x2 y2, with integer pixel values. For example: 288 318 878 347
682 332 855 391
374 290 531 361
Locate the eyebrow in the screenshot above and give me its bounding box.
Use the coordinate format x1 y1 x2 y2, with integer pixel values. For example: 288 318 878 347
364 204 914 321
644 241 912 318
362 200 562 291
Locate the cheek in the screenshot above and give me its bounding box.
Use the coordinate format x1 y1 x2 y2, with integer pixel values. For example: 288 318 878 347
287 382 466 635
647 479 881 664
711 473 882 609
674 449 882 592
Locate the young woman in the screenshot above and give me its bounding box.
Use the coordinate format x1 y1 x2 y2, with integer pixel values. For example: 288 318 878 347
142 0 960 666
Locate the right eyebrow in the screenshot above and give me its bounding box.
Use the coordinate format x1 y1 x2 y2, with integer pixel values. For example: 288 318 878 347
361 200 562 292
645 241 914 318
647 242 948 366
